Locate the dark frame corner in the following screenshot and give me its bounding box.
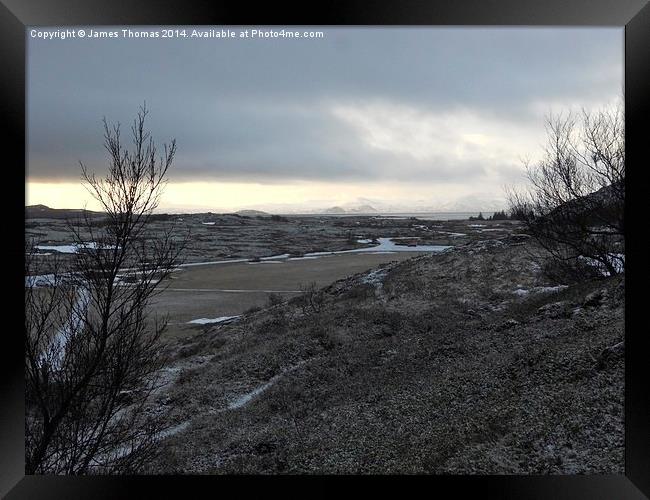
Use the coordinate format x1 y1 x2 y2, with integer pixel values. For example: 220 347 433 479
2 0 649 498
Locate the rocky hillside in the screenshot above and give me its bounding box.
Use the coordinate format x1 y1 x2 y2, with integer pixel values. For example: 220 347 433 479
25 204 104 220
146 236 624 474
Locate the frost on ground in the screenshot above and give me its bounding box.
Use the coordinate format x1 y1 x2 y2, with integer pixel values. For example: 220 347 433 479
36 242 118 254
146 235 623 475
228 380 277 410
579 253 625 276
25 274 58 287
512 285 569 297
360 268 389 288
187 315 240 325
437 231 467 238
158 420 191 439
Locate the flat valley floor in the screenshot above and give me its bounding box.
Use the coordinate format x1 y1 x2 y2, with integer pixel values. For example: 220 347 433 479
25 213 624 473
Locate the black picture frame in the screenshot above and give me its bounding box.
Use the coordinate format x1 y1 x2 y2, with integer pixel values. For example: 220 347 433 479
2 1 648 497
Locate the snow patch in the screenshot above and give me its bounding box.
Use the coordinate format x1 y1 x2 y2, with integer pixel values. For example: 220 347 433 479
36 244 78 254
513 285 568 296
25 274 58 287
438 231 467 237
36 242 118 254
228 380 276 410
158 420 191 439
361 268 389 288
187 315 240 325
181 258 249 267
536 285 569 294
228 362 306 410
579 253 625 276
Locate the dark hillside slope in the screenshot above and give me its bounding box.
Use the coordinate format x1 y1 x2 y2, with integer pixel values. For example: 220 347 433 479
148 237 624 474
25 204 104 219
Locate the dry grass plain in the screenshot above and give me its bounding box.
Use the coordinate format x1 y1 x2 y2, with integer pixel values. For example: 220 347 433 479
153 251 425 339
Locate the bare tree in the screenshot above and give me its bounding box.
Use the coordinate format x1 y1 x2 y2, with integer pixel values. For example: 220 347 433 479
507 103 624 278
25 104 185 474
297 281 325 316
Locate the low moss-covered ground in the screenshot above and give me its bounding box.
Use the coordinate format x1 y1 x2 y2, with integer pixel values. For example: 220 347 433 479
146 236 624 474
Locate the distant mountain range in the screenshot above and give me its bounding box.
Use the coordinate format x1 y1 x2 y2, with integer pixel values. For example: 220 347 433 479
26 196 508 217
305 197 506 215
321 204 379 214
230 195 506 215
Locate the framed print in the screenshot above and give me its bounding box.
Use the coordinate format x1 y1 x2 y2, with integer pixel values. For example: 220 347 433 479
2 0 649 497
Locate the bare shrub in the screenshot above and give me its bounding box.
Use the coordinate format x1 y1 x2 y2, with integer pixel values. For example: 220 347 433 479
296 281 325 316
507 103 624 278
266 293 284 308
25 104 185 474
539 255 602 284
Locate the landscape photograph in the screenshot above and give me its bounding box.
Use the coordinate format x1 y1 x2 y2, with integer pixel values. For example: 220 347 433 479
25 26 624 474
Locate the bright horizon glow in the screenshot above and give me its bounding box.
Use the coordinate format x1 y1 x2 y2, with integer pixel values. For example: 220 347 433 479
27 180 515 213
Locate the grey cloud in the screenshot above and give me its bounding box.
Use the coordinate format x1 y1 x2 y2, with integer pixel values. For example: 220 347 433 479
27 27 622 185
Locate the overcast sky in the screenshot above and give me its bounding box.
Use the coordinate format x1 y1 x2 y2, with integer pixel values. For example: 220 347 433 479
27 27 622 212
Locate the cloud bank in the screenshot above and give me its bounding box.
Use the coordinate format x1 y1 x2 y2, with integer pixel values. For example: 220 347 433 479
27 27 622 211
